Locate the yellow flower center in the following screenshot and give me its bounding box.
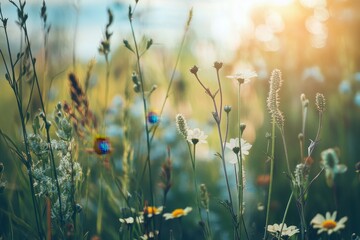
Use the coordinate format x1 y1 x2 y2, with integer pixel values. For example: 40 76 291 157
322 220 337 229
147 207 157 214
172 209 185 217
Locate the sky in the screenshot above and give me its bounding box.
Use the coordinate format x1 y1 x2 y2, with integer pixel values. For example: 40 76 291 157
1 0 329 62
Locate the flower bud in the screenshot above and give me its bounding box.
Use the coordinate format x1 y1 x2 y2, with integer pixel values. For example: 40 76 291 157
213 61 223 70
240 123 246 134
224 105 232 113
190 65 198 75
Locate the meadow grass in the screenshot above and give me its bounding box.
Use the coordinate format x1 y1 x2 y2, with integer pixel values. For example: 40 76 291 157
0 1 360 240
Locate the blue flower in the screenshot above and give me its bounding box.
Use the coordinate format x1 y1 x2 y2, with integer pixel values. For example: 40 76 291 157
93 136 111 155
147 111 160 124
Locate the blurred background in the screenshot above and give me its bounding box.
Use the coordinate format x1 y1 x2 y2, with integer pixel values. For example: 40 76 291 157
0 0 360 239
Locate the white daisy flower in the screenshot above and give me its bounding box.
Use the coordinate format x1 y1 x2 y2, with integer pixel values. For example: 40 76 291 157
142 206 163 218
311 211 348 235
227 70 257 84
267 223 299 238
163 207 192 220
225 138 252 164
119 217 134 224
140 231 159 240
186 128 207 145
119 216 143 225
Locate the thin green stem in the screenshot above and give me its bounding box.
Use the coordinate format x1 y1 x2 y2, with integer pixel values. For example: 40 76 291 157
96 167 103 234
0 11 44 237
278 192 293 240
216 111 240 240
264 116 276 240
150 8 192 142
102 54 111 133
280 127 292 177
129 7 155 231
236 153 243 239
191 143 203 223
215 68 223 121
23 26 64 226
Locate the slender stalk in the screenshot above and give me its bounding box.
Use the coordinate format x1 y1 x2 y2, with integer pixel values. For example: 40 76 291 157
23 26 64 226
72 0 80 71
264 116 276 240
0 11 44 237
96 166 103 234
279 128 292 177
128 6 155 232
191 67 240 238
237 81 248 238
215 117 240 239
191 143 203 223
215 67 223 121
278 192 293 239
150 8 192 142
102 54 111 133
236 153 243 239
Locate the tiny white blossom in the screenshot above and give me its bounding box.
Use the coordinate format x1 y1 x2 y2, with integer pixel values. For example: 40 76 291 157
119 216 144 225
225 138 252 164
186 128 207 145
119 217 134 224
267 223 299 238
227 70 257 84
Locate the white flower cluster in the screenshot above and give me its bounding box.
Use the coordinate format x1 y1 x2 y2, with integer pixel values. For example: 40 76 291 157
28 104 83 224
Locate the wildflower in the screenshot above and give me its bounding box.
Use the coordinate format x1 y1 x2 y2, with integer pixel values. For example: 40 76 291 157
315 93 326 113
119 216 144 225
213 61 223 70
321 148 347 187
140 231 159 240
225 138 252 164
187 128 207 145
93 136 111 155
311 211 348 235
175 114 188 139
119 217 134 224
227 69 257 84
267 69 285 129
163 207 192 220
147 111 160 124
143 206 163 218
190 65 199 75
267 223 299 238
224 105 232 113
